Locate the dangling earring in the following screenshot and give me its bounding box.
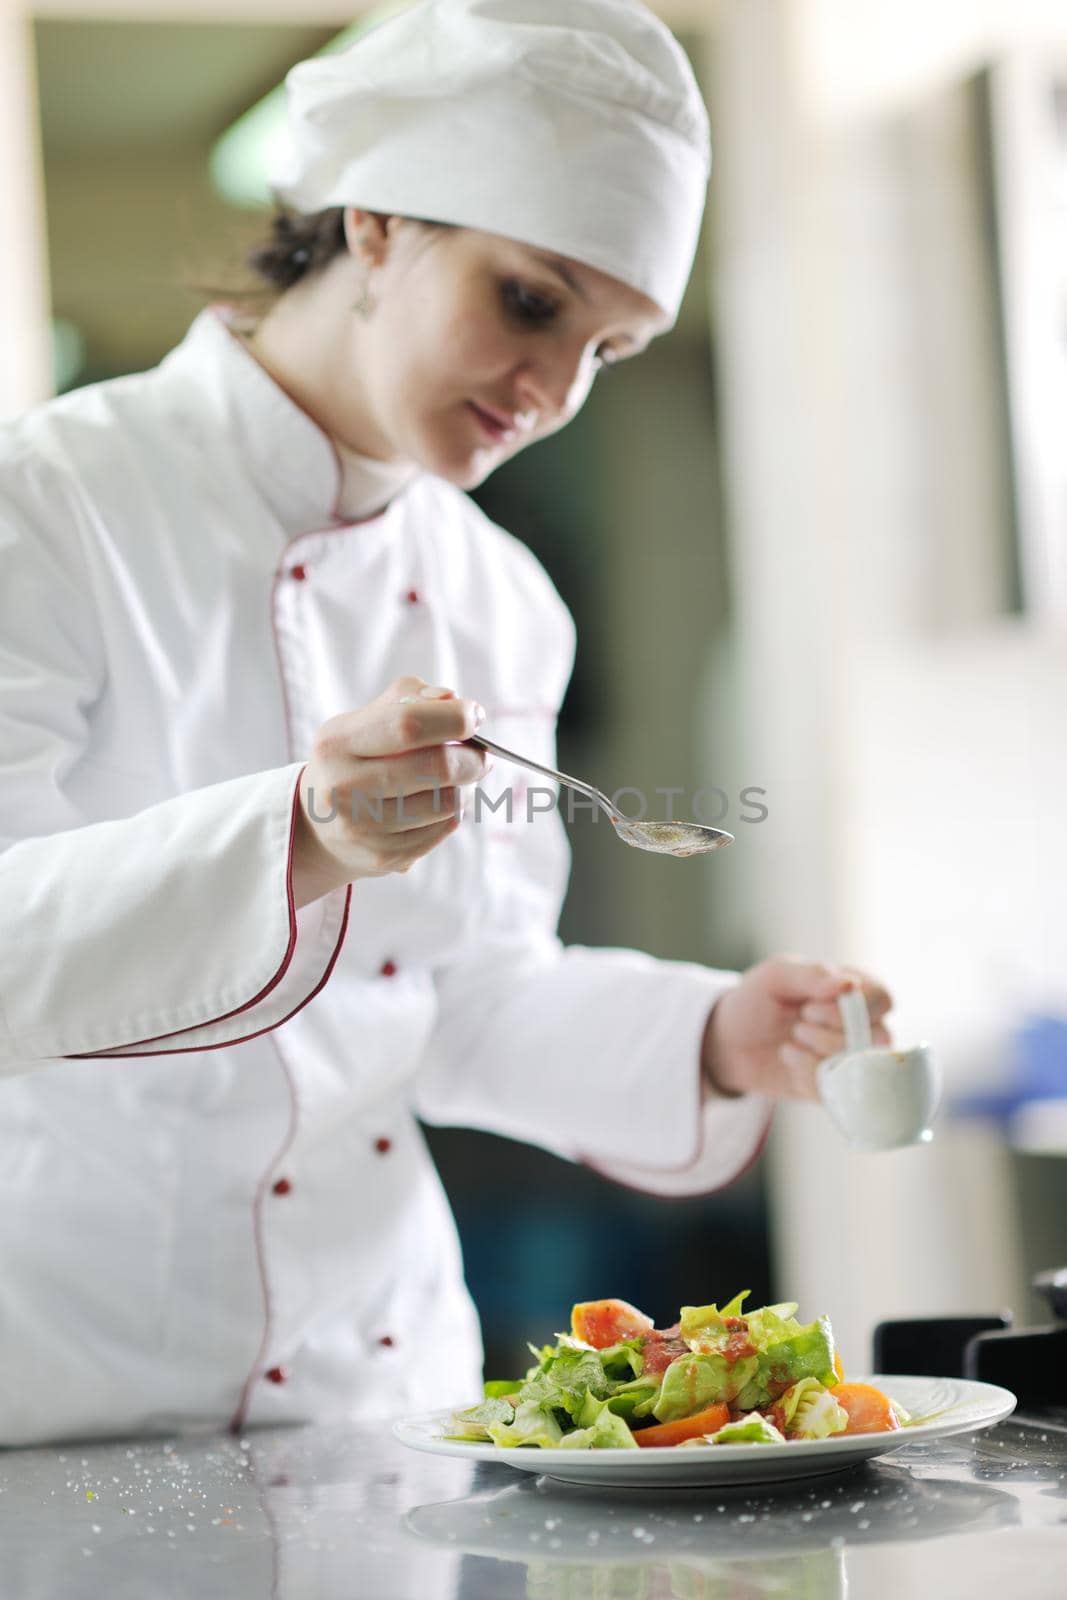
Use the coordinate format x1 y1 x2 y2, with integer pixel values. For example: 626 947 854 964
352 280 375 319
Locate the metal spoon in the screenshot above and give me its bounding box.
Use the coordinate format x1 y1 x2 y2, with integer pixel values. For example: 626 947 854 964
467 735 732 857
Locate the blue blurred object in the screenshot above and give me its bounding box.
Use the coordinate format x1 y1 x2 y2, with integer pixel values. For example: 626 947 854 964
954 1014 1067 1122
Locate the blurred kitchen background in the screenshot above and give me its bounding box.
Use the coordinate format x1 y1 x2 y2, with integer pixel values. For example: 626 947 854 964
3 0 1067 1378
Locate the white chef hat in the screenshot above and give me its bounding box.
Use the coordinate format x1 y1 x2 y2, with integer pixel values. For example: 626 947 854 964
270 0 711 322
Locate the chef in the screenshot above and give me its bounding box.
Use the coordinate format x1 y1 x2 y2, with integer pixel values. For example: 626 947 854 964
0 0 891 1447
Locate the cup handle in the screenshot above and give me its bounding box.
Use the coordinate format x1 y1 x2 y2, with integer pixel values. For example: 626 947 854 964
837 987 873 1052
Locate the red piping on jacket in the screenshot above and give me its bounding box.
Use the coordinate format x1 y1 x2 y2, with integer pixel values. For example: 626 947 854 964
68 772 351 1057
578 1046 774 1201
228 505 376 1432
228 1029 303 1436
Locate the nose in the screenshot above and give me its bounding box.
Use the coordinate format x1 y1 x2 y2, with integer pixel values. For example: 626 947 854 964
514 340 595 424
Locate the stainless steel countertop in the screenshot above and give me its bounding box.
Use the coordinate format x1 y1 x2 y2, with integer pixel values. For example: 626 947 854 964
2 1416 1066 1598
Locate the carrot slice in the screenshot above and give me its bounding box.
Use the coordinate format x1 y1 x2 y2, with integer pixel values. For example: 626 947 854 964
829 1382 900 1434
633 1403 731 1448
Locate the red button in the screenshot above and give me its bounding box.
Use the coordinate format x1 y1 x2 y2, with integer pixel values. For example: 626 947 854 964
379 1334 395 1348
379 960 397 978
404 589 420 604
265 1365 289 1385
272 1177 292 1196
374 1137 392 1155
290 564 308 581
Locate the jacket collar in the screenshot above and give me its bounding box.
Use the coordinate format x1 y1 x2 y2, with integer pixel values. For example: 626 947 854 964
163 308 416 536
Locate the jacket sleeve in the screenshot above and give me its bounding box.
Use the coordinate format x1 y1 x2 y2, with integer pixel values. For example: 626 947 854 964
413 604 770 1198
415 924 771 1197
0 484 349 1071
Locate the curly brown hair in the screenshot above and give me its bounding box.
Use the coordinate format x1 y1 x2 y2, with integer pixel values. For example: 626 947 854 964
246 207 348 290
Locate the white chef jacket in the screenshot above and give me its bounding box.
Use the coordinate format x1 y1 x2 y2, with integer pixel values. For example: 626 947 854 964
0 308 770 1447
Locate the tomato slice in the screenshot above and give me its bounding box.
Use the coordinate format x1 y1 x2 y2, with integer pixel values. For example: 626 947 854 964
571 1299 654 1349
633 1403 731 1448
829 1382 900 1434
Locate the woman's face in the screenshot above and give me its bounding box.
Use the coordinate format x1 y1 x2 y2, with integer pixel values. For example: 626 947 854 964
326 213 672 490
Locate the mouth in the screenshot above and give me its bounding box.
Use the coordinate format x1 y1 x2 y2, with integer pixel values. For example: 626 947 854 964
466 400 520 445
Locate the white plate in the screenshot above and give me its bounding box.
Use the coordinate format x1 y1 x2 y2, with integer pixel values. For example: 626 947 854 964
393 1375 1016 1488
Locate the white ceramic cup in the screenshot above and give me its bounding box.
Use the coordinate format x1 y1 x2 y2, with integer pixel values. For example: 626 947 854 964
815 990 942 1151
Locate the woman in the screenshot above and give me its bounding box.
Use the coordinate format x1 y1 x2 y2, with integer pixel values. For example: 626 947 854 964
0 0 890 1446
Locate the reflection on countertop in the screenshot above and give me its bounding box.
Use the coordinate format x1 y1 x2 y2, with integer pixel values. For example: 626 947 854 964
1 1418 1066 1599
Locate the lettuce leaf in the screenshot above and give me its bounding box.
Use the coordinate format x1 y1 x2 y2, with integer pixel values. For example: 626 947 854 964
710 1414 786 1445
604 1377 661 1420
556 1392 639 1451
598 1338 646 1381
448 1398 519 1440
745 1304 802 1348
652 1353 759 1421
678 1291 750 1350
518 1346 611 1416
486 1399 566 1449
733 1316 838 1411
788 1382 849 1440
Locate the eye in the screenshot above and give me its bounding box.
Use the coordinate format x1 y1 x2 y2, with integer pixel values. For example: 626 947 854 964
502 279 559 327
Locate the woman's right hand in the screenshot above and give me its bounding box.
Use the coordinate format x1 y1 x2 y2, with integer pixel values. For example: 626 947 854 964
292 676 490 907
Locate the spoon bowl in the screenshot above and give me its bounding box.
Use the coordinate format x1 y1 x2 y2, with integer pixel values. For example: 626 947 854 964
468 735 733 858
612 817 730 857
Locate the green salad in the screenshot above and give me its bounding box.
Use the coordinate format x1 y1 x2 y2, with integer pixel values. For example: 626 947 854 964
449 1293 909 1451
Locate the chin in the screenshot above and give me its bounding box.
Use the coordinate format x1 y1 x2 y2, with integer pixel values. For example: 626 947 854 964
414 439 500 491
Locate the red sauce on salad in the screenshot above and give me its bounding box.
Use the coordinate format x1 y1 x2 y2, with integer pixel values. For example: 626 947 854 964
768 1399 789 1433
639 1316 757 1380
721 1317 757 1363
640 1334 690 1377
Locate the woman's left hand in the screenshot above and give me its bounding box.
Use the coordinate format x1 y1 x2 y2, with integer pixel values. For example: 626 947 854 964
701 957 893 1100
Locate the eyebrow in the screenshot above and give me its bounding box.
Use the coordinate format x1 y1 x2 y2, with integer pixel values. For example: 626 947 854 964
531 251 647 349
531 251 590 303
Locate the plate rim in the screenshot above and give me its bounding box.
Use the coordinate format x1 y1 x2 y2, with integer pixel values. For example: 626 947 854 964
392 1373 1017 1476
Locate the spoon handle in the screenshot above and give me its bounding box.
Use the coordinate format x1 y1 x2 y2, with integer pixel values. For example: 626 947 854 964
467 735 617 822
837 988 873 1052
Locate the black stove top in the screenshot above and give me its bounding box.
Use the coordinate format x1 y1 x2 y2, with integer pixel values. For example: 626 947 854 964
874 1265 1067 1413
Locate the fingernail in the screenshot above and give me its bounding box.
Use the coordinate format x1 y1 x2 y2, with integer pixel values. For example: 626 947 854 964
418 685 454 700
473 702 487 728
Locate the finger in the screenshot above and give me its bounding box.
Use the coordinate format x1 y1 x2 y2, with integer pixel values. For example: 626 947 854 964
777 1041 819 1099
798 978 893 1026
798 1001 846 1028
362 743 491 800
397 682 456 702
375 786 468 832
795 1013 894 1048
379 811 461 869
769 959 855 1006
791 1021 846 1059
389 695 485 754
328 687 485 759
856 978 894 1022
